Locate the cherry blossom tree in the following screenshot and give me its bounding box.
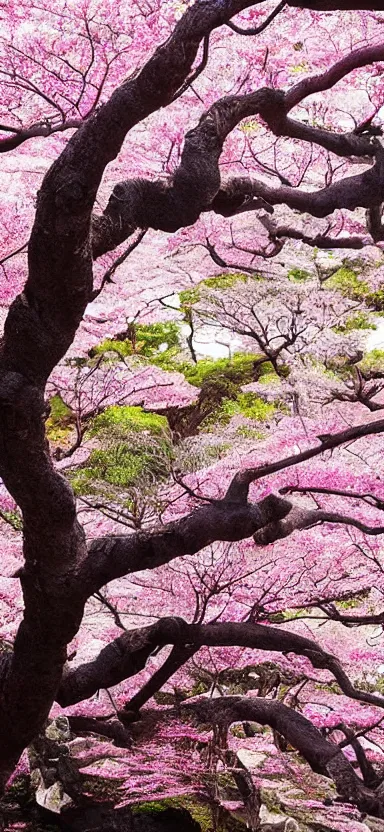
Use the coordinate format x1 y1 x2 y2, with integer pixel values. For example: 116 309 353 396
2 1 384 829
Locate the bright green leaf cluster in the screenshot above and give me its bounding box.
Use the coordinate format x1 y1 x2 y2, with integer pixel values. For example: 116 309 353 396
333 311 376 334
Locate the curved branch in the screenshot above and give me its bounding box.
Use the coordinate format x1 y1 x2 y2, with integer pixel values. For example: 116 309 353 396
0 0 269 784
214 147 384 220
91 87 283 257
253 505 384 545
171 33 211 102
78 416 384 595
0 118 85 153
57 618 384 710
227 0 286 35
68 715 132 748
279 485 384 511
181 696 384 818
226 415 384 502
285 43 384 111
266 225 368 250
90 42 384 259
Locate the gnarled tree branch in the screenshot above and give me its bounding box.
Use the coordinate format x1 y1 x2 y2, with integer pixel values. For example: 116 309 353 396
181 696 384 818
57 617 384 710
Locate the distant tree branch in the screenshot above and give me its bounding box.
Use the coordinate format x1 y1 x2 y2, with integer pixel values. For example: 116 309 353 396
279 484 384 511
284 43 384 111
90 229 147 301
260 219 368 250
226 415 384 502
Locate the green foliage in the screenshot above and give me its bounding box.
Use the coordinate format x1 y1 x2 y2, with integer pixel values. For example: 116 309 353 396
333 311 376 333
258 370 281 385
268 608 309 622
348 671 383 696
190 679 211 696
235 426 265 439
181 353 258 388
290 61 309 74
366 288 384 311
326 266 369 299
179 286 202 308
70 406 173 496
210 393 277 428
287 267 311 282
45 394 74 443
70 439 172 495
179 272 250 311
92 321 181 362
203 273 249 291
175 440 232 473
132 797 213 831
89 405 169 437
0 509 23 531
358 348 384 375
324 257 384 310
49 394 73 422
315 682 341 695
335 590 370 609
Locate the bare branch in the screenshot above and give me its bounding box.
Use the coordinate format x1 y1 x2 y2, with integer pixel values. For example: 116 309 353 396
279 484 384 511
253 505 384 545
285 43 384 111
227 1 286 35
226 415 384 502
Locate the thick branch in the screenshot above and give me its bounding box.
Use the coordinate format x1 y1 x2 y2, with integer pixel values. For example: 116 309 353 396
57 618 384 710
2 0 260 385
266 224 367 250
285 43 384 111
0 118 85 153
227 0 286 34
79 493 292 594
79 416 384 594
91 87 283 256
92 82 379 259
214 148 384 220
68 716 132 748
0 0 268 785
181 696 384 818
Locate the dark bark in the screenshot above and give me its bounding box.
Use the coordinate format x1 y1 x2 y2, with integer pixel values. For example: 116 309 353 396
0 0 287 787
79 494 292 595
0 0 383 798
181 697 384 818
90 46 384 258
57 618 384 710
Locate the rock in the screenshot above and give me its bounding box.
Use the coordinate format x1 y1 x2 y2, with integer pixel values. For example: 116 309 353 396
237 749 266 769
35 775 72 814
260 806 299 832
45 716 72 743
